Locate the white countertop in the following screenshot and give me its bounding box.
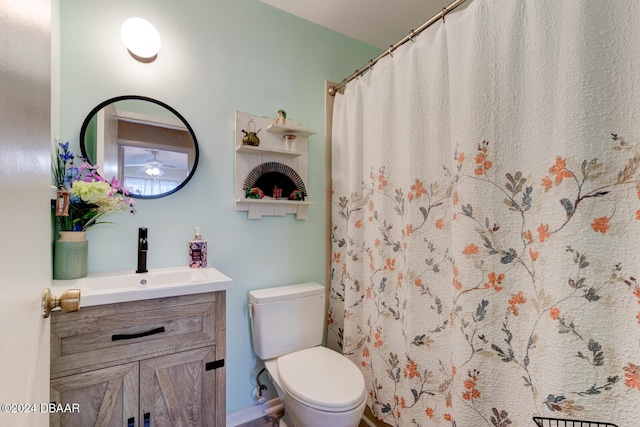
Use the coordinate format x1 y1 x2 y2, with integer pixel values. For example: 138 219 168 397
51 266 233 307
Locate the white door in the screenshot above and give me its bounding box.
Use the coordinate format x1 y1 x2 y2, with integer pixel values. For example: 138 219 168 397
96 103 120 179
0 1 52 426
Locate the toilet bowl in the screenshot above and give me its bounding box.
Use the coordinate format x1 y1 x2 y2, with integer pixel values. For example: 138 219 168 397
265 346 366 427
249 283 367 427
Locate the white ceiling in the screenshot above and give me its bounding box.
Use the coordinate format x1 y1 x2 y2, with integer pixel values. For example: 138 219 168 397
258 0 457 49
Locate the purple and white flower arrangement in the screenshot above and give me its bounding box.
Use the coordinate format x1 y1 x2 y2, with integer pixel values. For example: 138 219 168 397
52 141 135 231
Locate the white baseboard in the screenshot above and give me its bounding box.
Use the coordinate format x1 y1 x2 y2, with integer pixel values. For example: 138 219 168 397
226 398 284 427
360 413 378 427
226 398 375 427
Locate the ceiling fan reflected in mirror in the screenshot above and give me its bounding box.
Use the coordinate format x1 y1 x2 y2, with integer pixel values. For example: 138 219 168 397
123 147 188 180
143 150 173 177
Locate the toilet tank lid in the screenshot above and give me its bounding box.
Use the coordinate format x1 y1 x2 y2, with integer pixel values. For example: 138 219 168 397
249 282 324 303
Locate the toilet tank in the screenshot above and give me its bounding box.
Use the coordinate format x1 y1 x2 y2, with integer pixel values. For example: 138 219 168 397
249 282 325 360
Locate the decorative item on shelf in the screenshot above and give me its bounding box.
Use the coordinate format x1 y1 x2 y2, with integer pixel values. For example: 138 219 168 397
272 186 282 199
275 109 286 125
283 134 297 151
241 119 261 146
52 141 136 280
289 190 306 201
245 187 264 199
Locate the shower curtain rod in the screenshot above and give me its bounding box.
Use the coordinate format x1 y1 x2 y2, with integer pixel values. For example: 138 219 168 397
328 0 468 96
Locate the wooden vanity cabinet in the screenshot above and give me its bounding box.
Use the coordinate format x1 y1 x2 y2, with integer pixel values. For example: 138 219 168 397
50 291 226 427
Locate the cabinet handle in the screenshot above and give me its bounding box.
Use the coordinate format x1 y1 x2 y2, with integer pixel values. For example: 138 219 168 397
144 412 150 427
112 326 165 341
127 417 135 427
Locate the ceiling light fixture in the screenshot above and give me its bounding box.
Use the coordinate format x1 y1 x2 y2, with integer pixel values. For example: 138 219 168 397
145 166 162 176
121 17 161 62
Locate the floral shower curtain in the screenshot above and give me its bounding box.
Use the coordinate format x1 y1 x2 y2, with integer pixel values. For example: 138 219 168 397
328 1 640 426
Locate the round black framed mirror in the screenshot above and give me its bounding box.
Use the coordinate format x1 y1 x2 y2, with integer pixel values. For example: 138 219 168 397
80 95 199 199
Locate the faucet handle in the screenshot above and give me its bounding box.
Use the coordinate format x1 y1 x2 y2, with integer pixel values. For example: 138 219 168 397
136 227 149 273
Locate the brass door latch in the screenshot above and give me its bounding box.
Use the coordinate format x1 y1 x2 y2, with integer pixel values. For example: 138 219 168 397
42 288 80 318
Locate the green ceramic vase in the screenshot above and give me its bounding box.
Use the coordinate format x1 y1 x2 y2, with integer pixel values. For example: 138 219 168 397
54 231 88 280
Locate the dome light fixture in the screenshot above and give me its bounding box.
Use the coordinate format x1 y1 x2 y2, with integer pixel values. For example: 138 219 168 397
145 166 162 176
121 17 161 62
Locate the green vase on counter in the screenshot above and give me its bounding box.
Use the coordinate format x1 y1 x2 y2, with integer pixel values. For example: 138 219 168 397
54 231 88 280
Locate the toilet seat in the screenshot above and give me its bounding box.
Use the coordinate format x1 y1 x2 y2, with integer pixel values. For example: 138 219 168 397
277 346 365 412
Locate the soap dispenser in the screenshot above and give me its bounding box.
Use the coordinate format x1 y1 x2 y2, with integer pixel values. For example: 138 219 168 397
189 227 207 268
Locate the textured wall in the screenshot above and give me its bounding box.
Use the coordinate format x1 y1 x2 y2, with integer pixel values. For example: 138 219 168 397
58 0 380 414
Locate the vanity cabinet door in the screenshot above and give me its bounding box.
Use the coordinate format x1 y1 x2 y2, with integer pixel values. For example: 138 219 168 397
50 362 138 427
139 346 220 426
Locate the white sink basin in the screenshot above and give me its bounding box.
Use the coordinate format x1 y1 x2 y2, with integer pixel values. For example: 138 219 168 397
52 266 233 307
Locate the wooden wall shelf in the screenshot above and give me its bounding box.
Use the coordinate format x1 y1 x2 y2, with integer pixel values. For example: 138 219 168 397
235 145 301 158
234 111 316 220
266 123 316 137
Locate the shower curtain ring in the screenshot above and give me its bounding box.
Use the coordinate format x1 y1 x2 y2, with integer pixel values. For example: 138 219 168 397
409 29 416 42
388 45 394 57
442 7 447 23
369 59 374 71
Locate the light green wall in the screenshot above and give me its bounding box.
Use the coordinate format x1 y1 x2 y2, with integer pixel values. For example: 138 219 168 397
58 0 381 414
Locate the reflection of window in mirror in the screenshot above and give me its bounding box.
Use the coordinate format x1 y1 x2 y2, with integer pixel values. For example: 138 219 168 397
111 104 196 196
121 146 189 196
81 96 199 199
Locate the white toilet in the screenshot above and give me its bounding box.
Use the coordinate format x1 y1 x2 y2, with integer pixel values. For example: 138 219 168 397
249 282 367 427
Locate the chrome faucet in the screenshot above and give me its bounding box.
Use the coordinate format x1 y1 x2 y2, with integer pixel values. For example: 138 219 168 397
136 227 148 273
